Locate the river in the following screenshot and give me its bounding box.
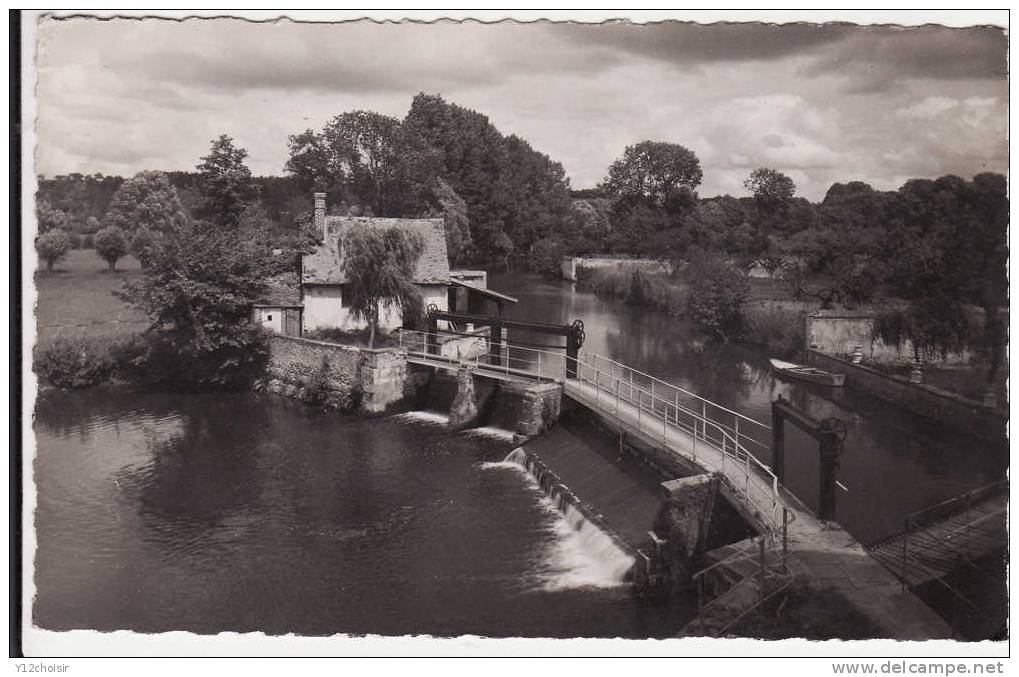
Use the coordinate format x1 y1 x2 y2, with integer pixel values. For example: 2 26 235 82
32 387 694 637
488 271 1007 545
31 271 1006 638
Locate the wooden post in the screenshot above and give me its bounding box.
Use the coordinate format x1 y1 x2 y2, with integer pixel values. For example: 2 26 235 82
818 430 839 522
491 321 503 367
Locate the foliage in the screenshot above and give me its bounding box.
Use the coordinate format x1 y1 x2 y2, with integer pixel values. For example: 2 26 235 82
104 171 187 233
94 226 129 271
338 224 426 349
33 335 114 388
744 167 796 215
874 299 971 361
602 140 703 206
404 93 575 263
35 229 72 271
427 176 472 263
129 228 159 268
117 220 272 390
37 199 70 234
195 134 256 227
37 174 124 232
683 253 750 342
744 305 805 353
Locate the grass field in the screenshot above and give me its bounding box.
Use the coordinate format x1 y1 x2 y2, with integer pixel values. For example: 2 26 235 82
34 249 147 342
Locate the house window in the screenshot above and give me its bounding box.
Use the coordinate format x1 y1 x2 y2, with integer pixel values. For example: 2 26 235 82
340 286 352 308
267 314 273 321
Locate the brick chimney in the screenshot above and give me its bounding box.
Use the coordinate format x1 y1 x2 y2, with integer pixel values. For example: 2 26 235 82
313 192 326 235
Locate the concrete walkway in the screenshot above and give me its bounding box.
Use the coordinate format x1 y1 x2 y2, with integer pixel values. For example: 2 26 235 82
564 377 955 640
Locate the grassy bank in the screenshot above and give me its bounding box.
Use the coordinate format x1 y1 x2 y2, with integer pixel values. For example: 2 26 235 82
35 248 146 342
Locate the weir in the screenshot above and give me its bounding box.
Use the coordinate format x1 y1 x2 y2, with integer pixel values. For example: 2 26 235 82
398 327 956 639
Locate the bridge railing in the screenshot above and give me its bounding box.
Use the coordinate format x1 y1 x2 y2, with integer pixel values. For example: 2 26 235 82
572 354 783 530
395 328 570 382
396 328 783 530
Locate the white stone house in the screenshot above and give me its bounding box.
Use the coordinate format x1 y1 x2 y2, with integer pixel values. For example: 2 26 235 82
300 193 451 334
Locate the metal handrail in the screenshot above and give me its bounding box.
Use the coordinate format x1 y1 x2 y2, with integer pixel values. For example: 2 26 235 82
583 352 771 431
573 359 783 529
396 328 785 528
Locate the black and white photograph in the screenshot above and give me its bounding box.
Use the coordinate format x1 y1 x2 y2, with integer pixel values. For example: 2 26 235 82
14 9 1011 662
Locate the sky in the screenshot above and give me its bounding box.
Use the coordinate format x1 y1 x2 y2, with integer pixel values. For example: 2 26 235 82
34 16 1007 201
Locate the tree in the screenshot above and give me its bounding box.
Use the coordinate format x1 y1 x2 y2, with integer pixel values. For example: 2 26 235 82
339 224 425 349
428 177 472 263
129 228 159 268
118 220 272 390
104 171 187 234
37 199 70 234
683 252 750 342
94 226 128 271
602 141 703 206
744 168 796 216
196 134 256 227
35 230 72 271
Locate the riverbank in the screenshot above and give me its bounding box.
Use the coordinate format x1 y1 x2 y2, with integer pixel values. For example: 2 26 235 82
574 266 811 354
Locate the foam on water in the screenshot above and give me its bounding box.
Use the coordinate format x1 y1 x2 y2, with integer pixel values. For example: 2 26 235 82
391 410 450 426
481 447 634 590
463 426 517 442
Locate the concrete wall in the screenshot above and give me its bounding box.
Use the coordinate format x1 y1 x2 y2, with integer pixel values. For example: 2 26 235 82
253 307 283 335
805 313 970 365
262 335 409 413
561 256 672 281
805 349 1006 444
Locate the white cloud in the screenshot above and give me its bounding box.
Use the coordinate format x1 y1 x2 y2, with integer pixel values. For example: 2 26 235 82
34 17 1008 200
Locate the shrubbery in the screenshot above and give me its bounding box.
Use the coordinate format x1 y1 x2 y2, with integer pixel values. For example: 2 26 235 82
744 305 805 353
683 255 750 342
33 335 115 388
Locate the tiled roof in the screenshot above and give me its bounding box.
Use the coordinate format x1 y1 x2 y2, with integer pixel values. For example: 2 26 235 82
302 216 450 285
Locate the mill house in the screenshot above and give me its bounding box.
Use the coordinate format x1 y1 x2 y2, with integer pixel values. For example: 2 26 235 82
252 192 517 337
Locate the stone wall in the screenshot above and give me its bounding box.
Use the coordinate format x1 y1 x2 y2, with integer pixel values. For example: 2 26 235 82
561 255 672 281
806 349 1006 444
262 335 409 414
805 313 970 365
516 382 563 436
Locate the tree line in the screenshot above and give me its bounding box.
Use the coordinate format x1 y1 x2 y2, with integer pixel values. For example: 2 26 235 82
35 93 1007 388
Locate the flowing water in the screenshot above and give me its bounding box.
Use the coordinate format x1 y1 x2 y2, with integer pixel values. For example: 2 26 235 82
32 387 694 637
488 271 1008 544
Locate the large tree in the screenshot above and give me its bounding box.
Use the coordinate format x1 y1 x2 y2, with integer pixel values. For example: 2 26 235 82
104 171 187 234
602 141 703 206
35 229 72 271
339 224 425 349
36 199 70 234
195 134 256 227
118 219 272 389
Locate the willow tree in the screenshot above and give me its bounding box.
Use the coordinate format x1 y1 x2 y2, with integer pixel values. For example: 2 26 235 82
339 224 425 349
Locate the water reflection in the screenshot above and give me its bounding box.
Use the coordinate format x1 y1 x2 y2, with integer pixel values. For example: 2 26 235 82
490 271 1008 543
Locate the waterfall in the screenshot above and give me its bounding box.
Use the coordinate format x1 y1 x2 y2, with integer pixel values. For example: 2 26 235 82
391 411 451 426
462 426 517 442
482 447 635 589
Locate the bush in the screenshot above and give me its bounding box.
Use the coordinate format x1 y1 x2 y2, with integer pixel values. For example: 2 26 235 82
35 229 72 271
94 225 129 271
80 233 94 249
684 254 749 342
33 335 114 388
744 305 805 353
